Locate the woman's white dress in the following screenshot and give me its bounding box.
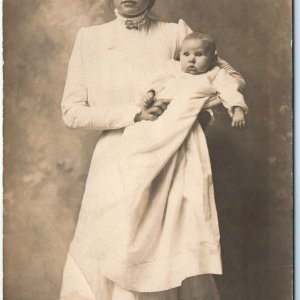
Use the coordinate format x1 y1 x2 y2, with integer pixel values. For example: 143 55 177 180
59 12 244 300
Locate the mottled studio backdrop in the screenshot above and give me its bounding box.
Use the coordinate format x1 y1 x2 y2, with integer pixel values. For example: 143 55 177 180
4 0 292 299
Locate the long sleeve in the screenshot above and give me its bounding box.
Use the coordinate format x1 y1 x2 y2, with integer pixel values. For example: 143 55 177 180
213 68 248 116
61 28 141 130
174 19 193 60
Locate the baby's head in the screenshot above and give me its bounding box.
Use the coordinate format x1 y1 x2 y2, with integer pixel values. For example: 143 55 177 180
180 32 217 75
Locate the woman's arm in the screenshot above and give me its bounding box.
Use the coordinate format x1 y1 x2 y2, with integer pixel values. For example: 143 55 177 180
61 28 141 130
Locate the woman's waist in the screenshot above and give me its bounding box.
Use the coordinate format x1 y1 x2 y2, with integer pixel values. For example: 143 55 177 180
93 128 125 154
97 128 124 143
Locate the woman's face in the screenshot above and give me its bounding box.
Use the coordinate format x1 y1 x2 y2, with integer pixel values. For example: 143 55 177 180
112 0 151 17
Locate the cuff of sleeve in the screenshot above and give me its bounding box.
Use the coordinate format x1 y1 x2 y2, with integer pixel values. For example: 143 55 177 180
228 105 249 117
91 105 142 129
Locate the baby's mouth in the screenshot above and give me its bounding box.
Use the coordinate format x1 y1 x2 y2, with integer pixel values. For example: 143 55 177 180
187 65 196 71
186 66 199 74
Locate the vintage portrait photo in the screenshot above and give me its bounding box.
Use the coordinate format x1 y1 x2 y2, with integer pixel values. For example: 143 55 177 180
3 0 293 299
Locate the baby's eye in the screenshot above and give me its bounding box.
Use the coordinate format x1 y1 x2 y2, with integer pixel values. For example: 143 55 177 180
183 52 189 56
195 52 203 56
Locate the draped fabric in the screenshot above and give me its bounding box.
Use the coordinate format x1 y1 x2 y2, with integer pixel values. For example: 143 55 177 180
95 75 223 291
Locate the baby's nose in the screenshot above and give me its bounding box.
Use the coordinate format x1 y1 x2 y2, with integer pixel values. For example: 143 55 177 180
189 56 196 62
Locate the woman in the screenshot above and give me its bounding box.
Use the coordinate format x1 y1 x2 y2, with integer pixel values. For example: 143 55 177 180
60 1 244 299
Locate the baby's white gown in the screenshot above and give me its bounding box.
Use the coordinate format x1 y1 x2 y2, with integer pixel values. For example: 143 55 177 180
59 12 244 300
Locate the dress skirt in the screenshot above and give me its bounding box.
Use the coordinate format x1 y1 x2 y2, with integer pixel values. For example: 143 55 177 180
60 252 219 300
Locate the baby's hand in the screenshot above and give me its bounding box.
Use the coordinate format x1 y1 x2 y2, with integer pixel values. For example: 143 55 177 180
231 107 246 129
142 90 156 109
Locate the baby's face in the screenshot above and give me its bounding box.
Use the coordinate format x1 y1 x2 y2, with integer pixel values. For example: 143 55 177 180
180 39 215 75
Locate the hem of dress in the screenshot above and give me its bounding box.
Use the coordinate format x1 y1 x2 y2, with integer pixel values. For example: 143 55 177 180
98 248 222 293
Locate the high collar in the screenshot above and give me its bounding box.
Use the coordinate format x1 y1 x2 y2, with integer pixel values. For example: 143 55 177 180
114 8 149 30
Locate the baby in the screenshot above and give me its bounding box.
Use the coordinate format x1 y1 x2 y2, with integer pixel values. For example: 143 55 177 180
141 32 248 128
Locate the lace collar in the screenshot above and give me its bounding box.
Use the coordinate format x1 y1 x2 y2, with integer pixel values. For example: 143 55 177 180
114 8 149 30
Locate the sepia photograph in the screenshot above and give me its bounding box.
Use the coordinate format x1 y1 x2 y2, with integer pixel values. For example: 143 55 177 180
4 0 293 299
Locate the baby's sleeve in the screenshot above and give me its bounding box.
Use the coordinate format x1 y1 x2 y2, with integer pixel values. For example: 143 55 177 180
213 68 248 116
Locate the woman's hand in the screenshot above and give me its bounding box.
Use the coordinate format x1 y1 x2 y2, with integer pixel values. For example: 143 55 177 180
142 90 156 109
134 99 171 122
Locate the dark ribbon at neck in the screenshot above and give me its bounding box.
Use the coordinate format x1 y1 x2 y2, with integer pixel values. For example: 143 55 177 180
125 20 139 30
